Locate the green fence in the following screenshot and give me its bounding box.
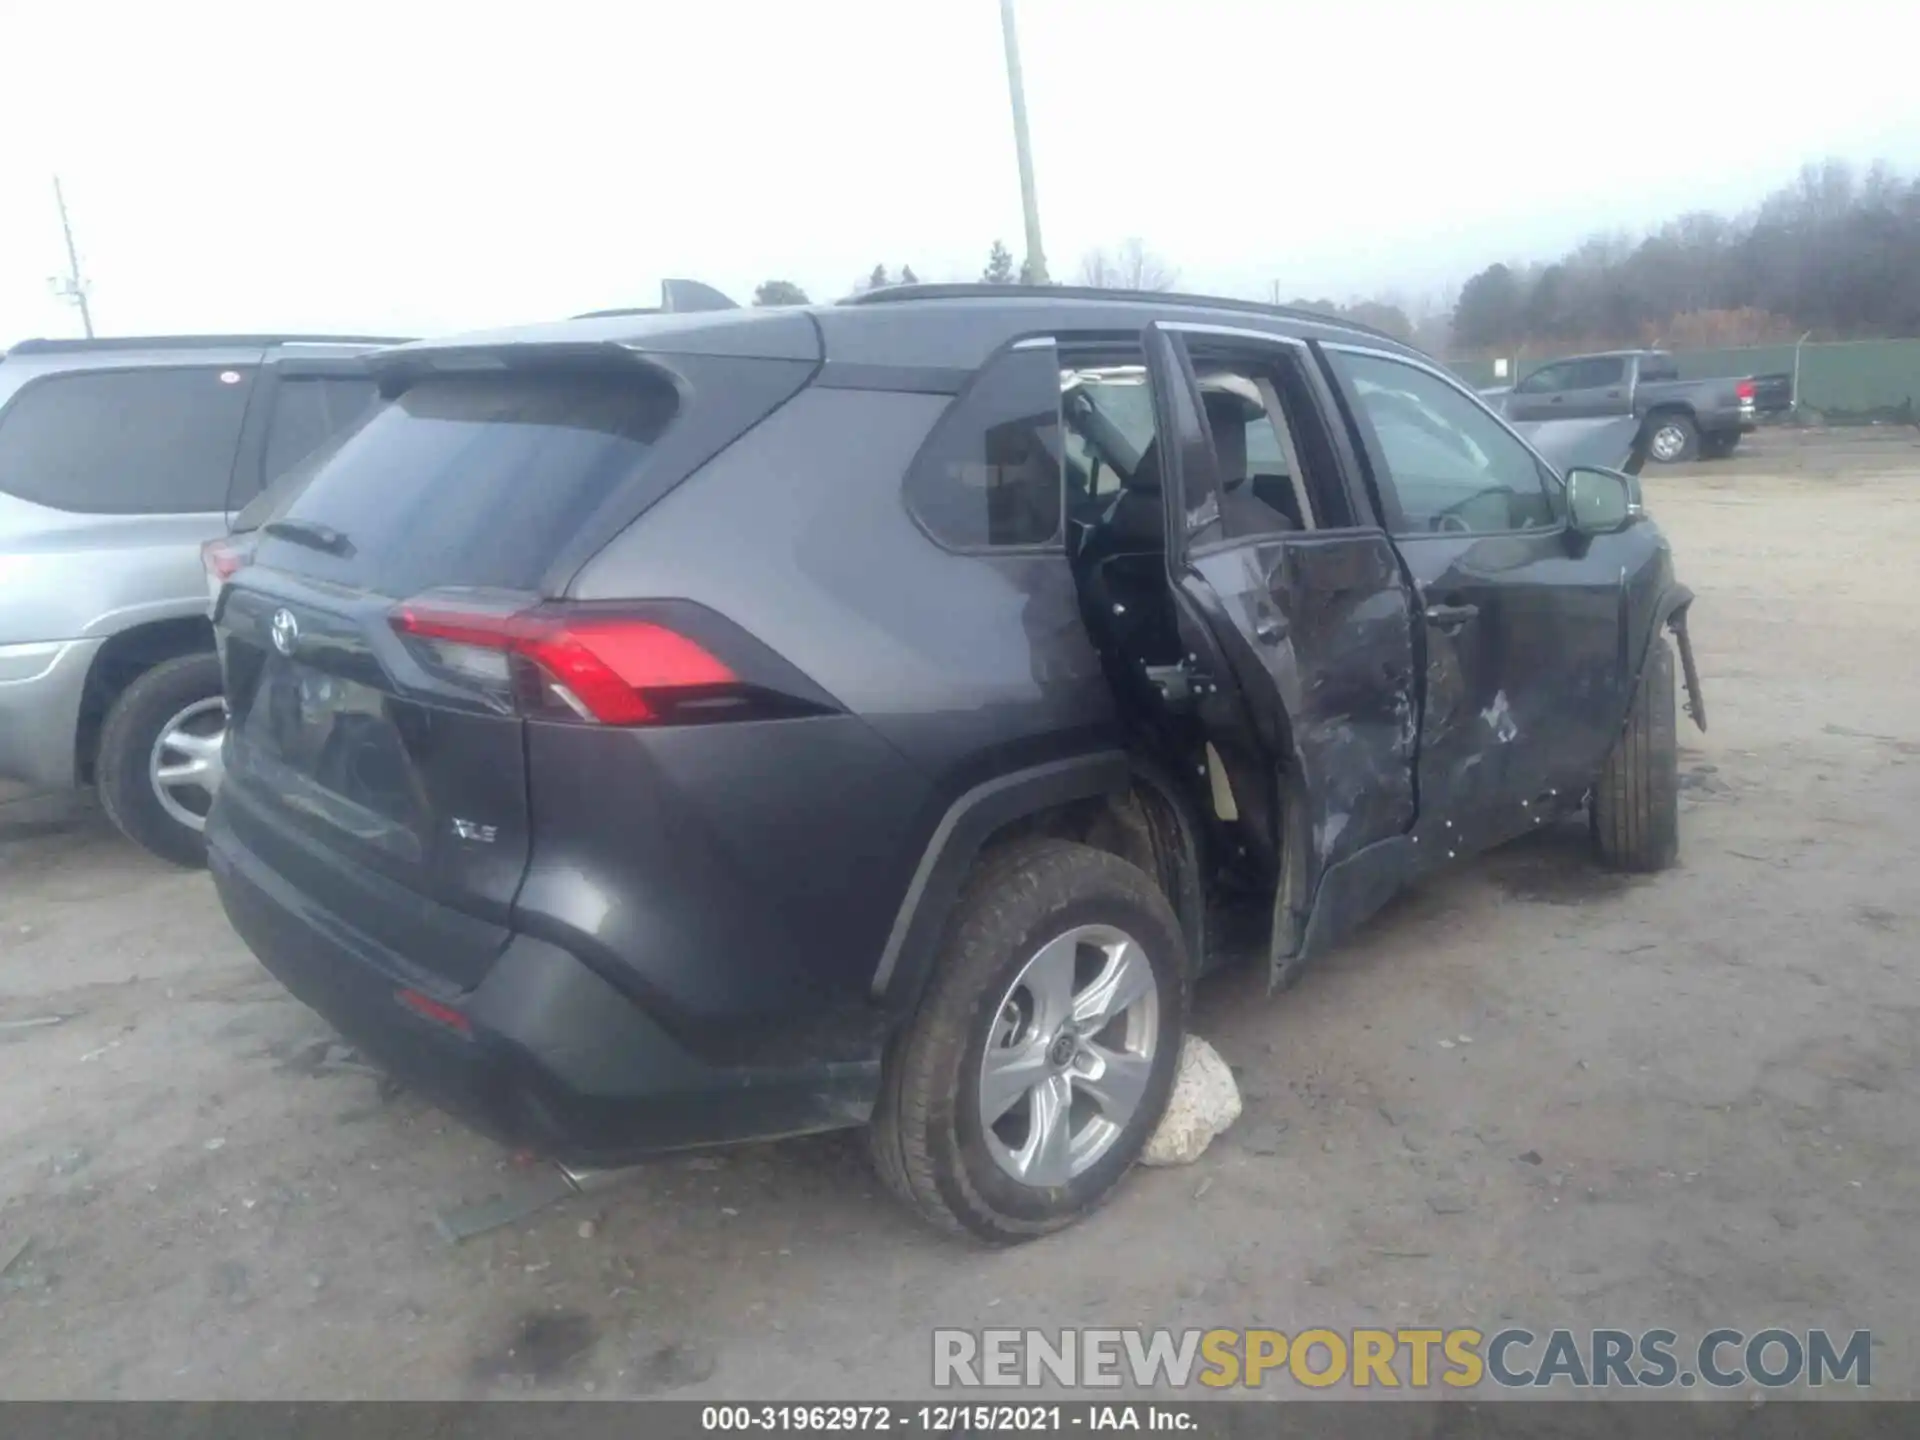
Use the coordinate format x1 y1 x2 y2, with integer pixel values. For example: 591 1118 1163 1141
1448 339 1920 423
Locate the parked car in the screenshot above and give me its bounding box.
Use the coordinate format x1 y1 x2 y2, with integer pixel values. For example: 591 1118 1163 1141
1491 349 1764 462
0 334 400 864
205 284 1705 1242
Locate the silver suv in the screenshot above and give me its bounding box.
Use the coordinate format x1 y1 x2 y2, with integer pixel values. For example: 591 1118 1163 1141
0 334 398 864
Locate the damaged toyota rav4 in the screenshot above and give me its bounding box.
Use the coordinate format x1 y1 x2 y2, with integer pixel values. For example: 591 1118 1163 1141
205 283 1705 1243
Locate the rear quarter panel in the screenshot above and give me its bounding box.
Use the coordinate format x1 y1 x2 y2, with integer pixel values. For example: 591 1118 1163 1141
563 385 1119 1021
0 493 220 646
1639 378 1739 428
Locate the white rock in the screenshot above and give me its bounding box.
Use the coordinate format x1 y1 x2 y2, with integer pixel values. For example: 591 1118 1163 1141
1140 1036 1241 1167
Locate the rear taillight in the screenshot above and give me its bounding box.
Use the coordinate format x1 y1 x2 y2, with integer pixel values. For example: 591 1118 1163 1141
203 536 249 584
1735 379 1756 400
396 987 472 1036
202 537 251 607
391 599 737 726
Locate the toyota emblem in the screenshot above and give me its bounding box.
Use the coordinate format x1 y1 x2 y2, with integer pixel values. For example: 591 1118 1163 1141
270 608 300 657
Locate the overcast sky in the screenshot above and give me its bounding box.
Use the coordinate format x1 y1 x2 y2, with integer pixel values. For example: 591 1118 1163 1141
4 0 1918 344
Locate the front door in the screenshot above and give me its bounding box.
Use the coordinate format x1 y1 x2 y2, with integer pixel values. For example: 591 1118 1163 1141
1554 356 1630 419
1141 323 1420 979
1319 345 1632 848
1502 361 1573 424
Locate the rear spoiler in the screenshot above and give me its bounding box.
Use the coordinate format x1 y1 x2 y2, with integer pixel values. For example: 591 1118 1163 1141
573 279 740 319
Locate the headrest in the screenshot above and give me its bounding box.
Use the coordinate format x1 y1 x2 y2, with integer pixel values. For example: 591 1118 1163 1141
1203 390 1248 488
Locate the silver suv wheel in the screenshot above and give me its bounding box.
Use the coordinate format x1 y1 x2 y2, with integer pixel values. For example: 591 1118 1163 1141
149 697 226 832
978 922 1161 1187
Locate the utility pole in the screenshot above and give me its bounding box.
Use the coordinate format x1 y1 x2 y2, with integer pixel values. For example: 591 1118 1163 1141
51 176 95 338
998 0 1048 284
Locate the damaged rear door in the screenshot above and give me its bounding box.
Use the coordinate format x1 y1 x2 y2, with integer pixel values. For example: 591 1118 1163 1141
1141 323 1419 982
1322 345 1636 849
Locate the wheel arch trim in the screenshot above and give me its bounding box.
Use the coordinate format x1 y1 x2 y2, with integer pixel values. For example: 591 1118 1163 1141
1622 582 1701 734
869 751 1132 1010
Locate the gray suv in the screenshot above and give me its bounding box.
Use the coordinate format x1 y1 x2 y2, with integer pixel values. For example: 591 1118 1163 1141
0 334 399 864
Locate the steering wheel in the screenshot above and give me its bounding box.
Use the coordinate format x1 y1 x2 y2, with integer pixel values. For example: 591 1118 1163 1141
1429 485 1513 534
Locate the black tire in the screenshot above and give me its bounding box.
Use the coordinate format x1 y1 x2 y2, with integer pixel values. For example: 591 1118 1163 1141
1699 431 1741 460
869 838 1189 1244
1591 636 1679 872
96 652 224 868
1647 412 1699 464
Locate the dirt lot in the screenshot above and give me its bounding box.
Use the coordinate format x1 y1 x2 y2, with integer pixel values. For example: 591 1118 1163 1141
3 428 1918 1400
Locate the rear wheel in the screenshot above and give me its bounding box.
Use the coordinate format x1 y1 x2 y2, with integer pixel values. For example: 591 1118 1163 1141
96 653 226 868
1591 637 1679 872
1699 431 1741 460
870 838 1188 1243
1646 413 1699 464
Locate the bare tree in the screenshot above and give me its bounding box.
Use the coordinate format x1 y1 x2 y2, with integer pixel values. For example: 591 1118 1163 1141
1449 158 1920 350
753 280 810 307
1076 238 1179 291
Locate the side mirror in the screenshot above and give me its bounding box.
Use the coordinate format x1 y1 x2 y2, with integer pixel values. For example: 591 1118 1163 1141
1564 466 1636 535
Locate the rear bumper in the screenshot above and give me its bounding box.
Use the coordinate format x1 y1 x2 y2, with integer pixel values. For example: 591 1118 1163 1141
0 638 101 790
208 808 882 1165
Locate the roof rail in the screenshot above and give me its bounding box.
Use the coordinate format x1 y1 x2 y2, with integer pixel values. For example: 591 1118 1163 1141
842 283 1403 344
4 333 409 357
572 279 740 321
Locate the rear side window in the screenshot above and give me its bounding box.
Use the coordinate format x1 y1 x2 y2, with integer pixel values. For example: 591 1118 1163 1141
262 375 380 485
257 368 677 597
904 346 1064 549
0 366 253 513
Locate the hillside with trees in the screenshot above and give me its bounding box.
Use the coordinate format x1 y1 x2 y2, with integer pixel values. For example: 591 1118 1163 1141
749 159 1920 354
1451 160 1920 355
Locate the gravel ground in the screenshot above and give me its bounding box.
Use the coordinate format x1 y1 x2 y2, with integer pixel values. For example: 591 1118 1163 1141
2 428 1917 1400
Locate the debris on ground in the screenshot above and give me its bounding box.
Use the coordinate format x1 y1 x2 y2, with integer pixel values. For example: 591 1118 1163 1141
470 1309 599 1389
283 1037 389 1084
0 1015 71 1034
0 1236 46 1294
433 1167 578 1244
1141 1035 1242 1167
625 1338 717 1396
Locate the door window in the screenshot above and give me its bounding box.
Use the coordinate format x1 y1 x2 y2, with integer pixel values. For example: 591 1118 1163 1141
1566 357 1626 389
0 366 253 514
1515 362 1575 395
1328 350 1558 537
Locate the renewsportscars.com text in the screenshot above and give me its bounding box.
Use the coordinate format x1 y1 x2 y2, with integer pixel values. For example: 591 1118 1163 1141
933 1327 1872 1391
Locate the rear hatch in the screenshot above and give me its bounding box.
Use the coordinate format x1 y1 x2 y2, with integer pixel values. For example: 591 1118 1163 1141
215 359 733 989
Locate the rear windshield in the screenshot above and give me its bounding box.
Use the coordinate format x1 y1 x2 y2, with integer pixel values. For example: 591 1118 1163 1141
252 368 677 596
